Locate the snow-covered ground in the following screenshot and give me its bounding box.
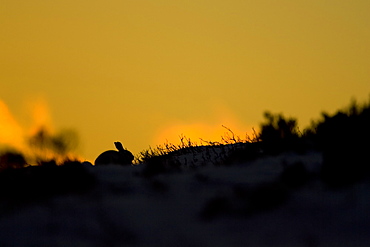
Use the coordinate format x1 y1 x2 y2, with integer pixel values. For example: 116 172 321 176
0 148 369 247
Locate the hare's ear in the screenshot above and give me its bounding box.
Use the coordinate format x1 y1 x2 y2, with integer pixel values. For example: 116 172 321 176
114 141 124 151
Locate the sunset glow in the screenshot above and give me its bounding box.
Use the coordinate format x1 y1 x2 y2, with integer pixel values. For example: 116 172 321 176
1 0 369 162
0 98 81 164
0 100 24 151
27 98 54 135
153 105 255 146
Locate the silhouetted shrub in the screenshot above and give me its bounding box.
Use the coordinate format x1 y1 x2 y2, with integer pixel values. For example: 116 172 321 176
141 155 181 177
0 160 96 206
137 128 255 167
37 159 58 167
259 112 301 154
311 100 370 187
0 151 27 170
28 127 80 164
224 142 263 164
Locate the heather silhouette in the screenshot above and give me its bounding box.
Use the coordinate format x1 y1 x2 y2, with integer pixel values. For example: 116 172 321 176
311 100 370 187
0 151 27 170
258 112 301 154
0 160 95 209
28 127 79 164
0 97 369 246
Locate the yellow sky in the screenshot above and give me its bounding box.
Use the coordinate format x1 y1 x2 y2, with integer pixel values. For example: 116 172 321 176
1 0 370 162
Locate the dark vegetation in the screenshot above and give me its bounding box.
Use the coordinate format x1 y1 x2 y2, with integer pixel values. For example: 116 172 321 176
313 100 370 187
0 127 95 209
0 161 95 213
198 98 370 220
258 112 301 155
0 126 80 170
0 151 27 170
0 97 369 212
28 127 79 157
138 97 370 188
260 99 369 187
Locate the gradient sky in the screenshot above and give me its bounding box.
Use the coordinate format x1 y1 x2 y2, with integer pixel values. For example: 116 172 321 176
1 0 370 162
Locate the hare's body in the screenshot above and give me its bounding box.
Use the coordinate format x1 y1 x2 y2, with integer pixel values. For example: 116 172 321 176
94 142 134 166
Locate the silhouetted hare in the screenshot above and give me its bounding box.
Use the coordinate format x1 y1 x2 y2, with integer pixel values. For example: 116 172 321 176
94 142 134 166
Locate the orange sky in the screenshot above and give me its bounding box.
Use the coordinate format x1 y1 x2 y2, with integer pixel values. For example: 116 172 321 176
1 1 370 162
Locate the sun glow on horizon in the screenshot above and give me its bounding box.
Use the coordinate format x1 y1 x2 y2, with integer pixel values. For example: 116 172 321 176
1 0 370 161
27 98 54 136
0 98 53 146
0 100 25 151
0 99 82 164
153 105 256 147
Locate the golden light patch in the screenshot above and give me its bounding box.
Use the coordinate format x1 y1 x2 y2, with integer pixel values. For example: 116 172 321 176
27 98 54 135
153 105 256 147
0 100 25 150
0 98 82 164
